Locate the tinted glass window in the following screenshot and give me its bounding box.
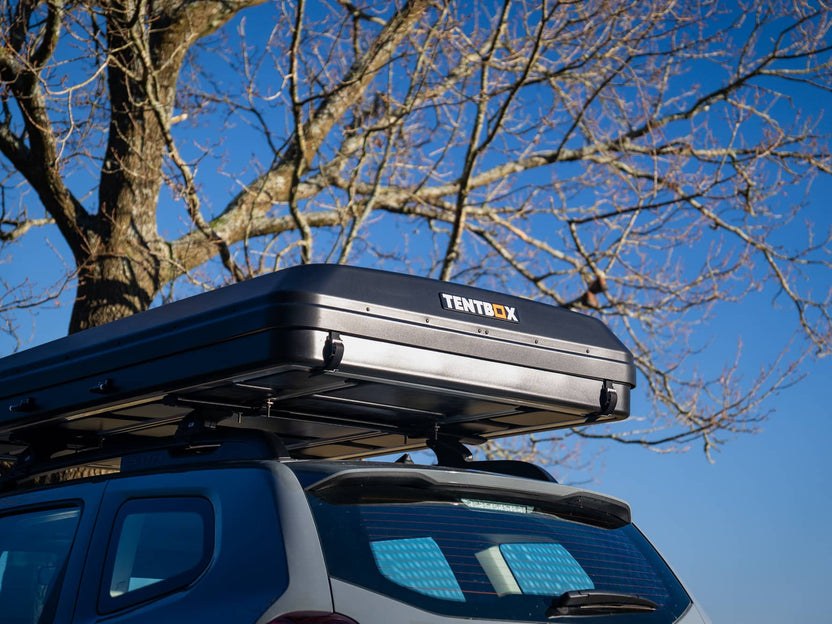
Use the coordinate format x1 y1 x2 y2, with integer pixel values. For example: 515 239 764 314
0 506 81 624
99 498 213 613
305 483 690 623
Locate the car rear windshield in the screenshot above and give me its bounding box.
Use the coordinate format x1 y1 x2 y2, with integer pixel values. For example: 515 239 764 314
299 471 690 623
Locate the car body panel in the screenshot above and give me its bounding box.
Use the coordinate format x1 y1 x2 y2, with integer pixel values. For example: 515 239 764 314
68 467 291 624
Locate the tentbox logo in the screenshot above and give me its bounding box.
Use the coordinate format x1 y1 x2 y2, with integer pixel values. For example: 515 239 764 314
439 293 519 323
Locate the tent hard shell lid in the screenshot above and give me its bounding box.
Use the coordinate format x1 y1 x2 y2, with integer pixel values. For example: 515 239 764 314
0 264 635 462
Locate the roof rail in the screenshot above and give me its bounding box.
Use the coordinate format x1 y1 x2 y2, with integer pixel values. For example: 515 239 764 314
0 421 290 491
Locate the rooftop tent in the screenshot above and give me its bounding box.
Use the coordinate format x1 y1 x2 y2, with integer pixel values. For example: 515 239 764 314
0 265 635 461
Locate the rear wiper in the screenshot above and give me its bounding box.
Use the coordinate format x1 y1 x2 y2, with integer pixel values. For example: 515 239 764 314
546 590 659 617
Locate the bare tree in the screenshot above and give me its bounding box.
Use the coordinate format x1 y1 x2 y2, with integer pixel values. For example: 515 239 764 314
0 0 830 459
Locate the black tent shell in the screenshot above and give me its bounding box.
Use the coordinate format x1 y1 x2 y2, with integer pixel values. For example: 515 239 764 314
0 265 635 461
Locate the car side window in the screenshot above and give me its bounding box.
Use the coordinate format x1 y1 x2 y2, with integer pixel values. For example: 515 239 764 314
0 506 81 624
99 498 213 613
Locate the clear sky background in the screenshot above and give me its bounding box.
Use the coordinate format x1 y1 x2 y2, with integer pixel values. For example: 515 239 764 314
1 3 830 623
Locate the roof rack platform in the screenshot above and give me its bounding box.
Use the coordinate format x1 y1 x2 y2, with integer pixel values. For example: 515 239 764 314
0 265 635 461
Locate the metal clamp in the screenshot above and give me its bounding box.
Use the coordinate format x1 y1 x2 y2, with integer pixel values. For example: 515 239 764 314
585 380 618 422
90 378 115 394
9 397 37 413
322 331 345 371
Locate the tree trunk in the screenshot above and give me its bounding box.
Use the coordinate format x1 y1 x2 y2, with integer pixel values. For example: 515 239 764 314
69 240 163 332
65 0 250 333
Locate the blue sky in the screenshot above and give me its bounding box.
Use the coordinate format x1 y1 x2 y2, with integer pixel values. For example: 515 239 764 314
1 3 831 622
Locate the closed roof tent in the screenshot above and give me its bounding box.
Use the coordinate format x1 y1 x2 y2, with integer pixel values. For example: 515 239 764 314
0 264 635 461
